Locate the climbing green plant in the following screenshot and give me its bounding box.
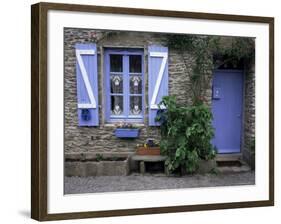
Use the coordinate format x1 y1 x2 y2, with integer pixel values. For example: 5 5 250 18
156 96 216 173
167 34 255 104
167 35 214 104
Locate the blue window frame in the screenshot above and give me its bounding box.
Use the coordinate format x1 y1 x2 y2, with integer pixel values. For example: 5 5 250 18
105 49 144 122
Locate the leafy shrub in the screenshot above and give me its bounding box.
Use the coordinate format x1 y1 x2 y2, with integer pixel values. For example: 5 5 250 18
156 96 216 173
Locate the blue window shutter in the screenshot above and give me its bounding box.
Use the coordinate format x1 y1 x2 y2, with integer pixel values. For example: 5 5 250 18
75 43 99 126
148 45 169 126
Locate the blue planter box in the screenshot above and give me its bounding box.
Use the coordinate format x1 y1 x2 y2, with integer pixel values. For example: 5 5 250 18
114 128 140 138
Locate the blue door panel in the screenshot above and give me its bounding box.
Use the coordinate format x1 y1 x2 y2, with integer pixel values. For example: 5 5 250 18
212 70 243 154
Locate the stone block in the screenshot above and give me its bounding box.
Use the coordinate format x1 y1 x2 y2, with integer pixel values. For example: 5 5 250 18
65 157 130 177
197 159 217 174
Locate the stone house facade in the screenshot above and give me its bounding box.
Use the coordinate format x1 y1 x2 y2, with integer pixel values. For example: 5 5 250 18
64 28 255 167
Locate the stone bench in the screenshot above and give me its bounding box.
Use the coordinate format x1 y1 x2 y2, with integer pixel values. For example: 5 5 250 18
131 155 167 174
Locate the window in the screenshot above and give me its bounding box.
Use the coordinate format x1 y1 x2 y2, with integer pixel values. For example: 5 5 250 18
105 49 144 122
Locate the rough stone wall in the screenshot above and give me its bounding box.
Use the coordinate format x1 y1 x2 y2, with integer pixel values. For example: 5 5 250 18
64 28 196 155
242 63 255 168
64 28 255 164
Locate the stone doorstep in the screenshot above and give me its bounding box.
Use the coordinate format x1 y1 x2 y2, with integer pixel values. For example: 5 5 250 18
215 153 252 173
217 165 251 174
216 159 251 174
216 153 242 162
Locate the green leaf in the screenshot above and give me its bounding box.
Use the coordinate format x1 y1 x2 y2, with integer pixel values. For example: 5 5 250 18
157 95 216 174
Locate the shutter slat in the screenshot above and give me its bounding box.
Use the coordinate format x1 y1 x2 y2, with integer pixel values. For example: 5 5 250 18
75 43 99 126
148 45 168 126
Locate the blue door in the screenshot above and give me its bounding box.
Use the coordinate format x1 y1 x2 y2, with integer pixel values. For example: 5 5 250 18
212 70 243 154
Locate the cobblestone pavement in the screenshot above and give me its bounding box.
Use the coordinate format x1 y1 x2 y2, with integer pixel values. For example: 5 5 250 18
64 171 255 194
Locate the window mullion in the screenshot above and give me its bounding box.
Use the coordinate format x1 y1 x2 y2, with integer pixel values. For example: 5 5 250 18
123 55 129 119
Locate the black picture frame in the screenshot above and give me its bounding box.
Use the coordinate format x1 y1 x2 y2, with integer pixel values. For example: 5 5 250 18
31 2 274 221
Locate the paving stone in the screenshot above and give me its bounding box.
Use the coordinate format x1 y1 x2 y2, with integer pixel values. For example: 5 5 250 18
64 171 255 194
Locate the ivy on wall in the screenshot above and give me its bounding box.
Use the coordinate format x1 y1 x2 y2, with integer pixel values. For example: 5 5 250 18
167 34 255 104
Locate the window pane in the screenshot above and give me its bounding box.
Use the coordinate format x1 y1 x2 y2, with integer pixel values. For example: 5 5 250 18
130 96 142 115
129 55 142 73
111 96 123 115
110 75 123 93
130 75 142 94
110 55 122 72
